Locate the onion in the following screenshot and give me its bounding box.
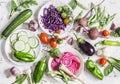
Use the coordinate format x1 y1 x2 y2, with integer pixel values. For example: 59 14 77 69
78 18 88 27
10 67 20 76
29 20 38 32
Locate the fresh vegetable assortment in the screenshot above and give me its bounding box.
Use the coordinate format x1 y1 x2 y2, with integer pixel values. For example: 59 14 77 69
1 0 120 84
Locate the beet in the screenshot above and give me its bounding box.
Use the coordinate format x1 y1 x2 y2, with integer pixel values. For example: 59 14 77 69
89 28 99 40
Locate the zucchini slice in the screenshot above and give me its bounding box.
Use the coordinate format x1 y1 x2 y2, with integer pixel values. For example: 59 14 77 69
17 31 27 37
10 33 17 42
14 40 25 51
19 35 28 43
28 37 39 48
22 44 30 53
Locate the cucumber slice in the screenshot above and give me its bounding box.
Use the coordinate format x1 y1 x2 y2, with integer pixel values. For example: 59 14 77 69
19 35 28 43
22 44 30 53
11 40 17 46
14 40 25 51
28 37 39 48
29 49 36 57
11 54 20 62
17 31 27 37
10 33 17 42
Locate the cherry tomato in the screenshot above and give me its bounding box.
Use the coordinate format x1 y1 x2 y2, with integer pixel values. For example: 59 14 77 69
50 38 57 48
63 18 70 25
102 30 110 37
100 57 107 65
55 29 61 34
39 32 48 44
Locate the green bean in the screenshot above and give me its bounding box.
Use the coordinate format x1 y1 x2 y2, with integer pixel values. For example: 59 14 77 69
69 0 77 10
75 0 88 10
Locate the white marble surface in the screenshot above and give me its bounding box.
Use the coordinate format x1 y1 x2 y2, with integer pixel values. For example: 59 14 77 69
0 0 120 84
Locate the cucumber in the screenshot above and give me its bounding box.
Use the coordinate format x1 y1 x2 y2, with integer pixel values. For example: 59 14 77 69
14 40 25 51
10 33 17 42
17 31 27 37
11 40 17 47
22 44 30 53
28 37 39 48
19 35 28 43
1 9 32 39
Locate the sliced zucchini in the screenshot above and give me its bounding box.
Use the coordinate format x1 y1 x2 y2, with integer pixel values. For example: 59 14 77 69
17 31 27 37
14 40 25 51
11 40 17 46
11 54 20 62
22 44 30 53
29 49 36 57
19 35 28 43
10 33 17 42
28 37 39 48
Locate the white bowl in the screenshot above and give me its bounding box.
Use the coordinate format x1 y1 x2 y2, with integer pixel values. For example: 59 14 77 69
4 29 41 66
48 45 84 82
38 0 73 37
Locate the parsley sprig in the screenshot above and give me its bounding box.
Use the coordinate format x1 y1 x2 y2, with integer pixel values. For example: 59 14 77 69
9 0 38 18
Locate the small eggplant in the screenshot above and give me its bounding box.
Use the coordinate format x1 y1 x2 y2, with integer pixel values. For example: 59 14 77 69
74 33 95 56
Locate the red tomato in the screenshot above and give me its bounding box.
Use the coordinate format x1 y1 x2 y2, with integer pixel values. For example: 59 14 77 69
39 32 48 44
55 29 61 34
50 38 57 48
100 57 107 65
102 30 110 37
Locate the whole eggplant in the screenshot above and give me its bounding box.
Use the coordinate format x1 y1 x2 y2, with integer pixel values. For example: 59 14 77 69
74 33 95 56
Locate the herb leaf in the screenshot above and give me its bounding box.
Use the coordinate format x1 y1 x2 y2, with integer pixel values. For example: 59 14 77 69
9 0 38 18
11 0 17 11
104 64 114 76
12 74 27 84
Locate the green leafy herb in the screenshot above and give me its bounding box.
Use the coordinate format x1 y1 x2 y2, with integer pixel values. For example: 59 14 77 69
12 74 27 84
104 64 114 76
9 0 38 18
50 48 61 58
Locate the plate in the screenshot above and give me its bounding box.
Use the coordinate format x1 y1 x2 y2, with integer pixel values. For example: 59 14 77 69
5 29 41 65
48 45 84 82
38 0 73 37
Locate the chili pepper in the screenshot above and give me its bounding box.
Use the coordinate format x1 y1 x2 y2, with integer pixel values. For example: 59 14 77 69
86 58 104 80
95 40 120 46
14 51 35 62
33 56 47 83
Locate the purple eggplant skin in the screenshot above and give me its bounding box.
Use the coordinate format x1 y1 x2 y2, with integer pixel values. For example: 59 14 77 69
74 33 95 56
78 41 95 56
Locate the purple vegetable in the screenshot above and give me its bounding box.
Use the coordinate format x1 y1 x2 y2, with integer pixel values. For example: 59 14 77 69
74 33 95 56
41 5 66 33
67 37 73 45
29 20 38 32
88 28 99 40
110 23 116 30
10 67 20 76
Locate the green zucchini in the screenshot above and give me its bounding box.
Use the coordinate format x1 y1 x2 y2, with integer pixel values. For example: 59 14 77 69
1 9 32 39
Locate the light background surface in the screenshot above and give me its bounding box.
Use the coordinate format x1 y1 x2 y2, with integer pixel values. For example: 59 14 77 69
0 0 120 84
